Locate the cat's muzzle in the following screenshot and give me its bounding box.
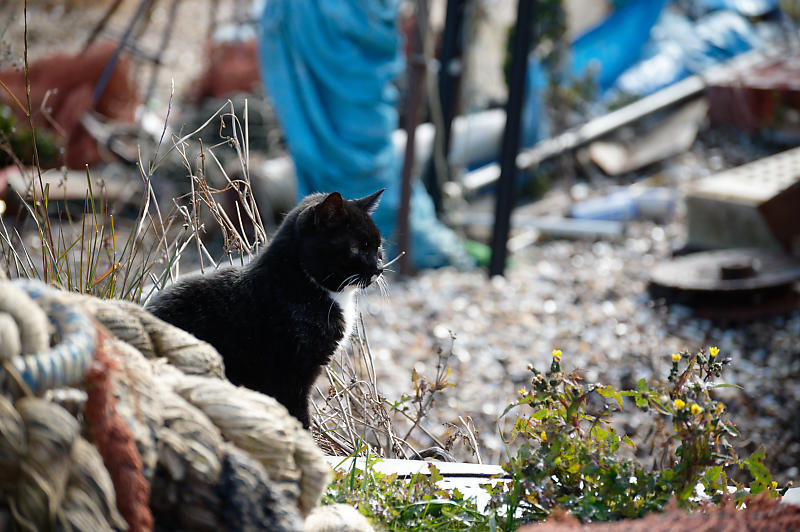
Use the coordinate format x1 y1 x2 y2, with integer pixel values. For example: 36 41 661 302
364 266 383 288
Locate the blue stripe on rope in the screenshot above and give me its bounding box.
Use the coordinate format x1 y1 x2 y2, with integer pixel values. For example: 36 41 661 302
1 281 98 394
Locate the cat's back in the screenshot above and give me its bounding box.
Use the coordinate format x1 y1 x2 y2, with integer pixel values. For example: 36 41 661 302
147 265 247 331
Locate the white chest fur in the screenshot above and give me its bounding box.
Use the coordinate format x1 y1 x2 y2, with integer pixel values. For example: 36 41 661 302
328 286 358 350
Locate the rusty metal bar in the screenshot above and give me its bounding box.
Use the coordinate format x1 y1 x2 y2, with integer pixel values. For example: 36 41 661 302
396 0 430 275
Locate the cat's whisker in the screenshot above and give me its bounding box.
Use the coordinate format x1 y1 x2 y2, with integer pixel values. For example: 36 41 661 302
377 276 389 301
336 274 358 292
381 251 405 269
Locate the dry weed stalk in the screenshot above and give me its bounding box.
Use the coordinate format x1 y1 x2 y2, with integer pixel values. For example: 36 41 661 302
145 97 267 287
312 323 480 461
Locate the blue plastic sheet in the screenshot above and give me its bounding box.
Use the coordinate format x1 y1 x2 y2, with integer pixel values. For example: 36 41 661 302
259 0 470 269
520 0 668 156
569 0 669 93
614 9 761 97
523 0 767 143
701 0 779 16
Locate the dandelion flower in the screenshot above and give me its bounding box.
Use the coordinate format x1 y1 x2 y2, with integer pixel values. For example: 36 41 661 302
671 353 681 363
709 346 719 358
673 398 686 410
552 349 562 360
691 404 703 415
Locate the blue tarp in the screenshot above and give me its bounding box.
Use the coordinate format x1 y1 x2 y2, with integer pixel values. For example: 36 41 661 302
701 0 779 17
521 0 669 152
570 0 670 93
259 0 470 269
613 8 761 97
543 0 764 100
523 0 766 141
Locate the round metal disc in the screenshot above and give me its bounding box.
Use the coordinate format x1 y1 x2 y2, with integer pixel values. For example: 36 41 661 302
650 248 800 292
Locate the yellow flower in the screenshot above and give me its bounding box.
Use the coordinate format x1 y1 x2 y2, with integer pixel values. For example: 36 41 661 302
709 346 719 358
673 398 686 410
541 431 547 442
552 349 562 360
691 404 703 415
716 403 725 414
671 353 681 363
518 389 525 396
771 481 778 490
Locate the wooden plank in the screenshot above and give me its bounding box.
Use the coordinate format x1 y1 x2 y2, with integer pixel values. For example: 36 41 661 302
5 166 138 204
326 456 506 479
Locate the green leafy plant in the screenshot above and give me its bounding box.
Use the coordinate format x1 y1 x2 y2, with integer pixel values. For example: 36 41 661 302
0 103 59 168
324 449 484 531
325 347 787 531
484 347 785 529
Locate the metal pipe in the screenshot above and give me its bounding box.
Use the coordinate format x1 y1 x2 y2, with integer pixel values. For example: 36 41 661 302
489 0 534 277
90 0 154 108
421 0 467 215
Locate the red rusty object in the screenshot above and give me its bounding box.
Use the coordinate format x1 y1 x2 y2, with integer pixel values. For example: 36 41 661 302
707 56 800 134
189 39 262 103
0 42 140 169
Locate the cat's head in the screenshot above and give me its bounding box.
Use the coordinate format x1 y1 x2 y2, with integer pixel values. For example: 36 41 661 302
297 189 385 292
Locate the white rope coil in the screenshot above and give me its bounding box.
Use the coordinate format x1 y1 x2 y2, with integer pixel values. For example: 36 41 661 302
0 281 96 395
0 279 374 531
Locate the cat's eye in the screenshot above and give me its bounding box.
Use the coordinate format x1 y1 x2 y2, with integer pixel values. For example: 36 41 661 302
350 246 360 255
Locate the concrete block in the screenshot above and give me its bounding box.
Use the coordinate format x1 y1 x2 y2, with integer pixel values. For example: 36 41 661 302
686 146 800 254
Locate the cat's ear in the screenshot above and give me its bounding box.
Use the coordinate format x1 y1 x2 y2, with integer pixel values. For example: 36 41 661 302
315 192 347 226
353 188 385 214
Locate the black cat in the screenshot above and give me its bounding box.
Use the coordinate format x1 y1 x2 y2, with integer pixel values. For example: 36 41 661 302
147 190 385 428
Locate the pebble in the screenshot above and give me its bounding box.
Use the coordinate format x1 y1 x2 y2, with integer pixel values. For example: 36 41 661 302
359 218 800 482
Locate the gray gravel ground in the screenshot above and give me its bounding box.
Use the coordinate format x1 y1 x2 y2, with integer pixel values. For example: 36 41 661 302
359 136 800 484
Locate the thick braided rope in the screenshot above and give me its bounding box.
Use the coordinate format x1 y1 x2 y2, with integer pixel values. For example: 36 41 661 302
0 281 147 530
0 281 95 395
84 328 154 532
85 295 332 521
83 298 225 378
0 280 129 530
0 280 48 357
79 296 331 516
0 280 363 530
1 396 126 531
107 338 305 531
